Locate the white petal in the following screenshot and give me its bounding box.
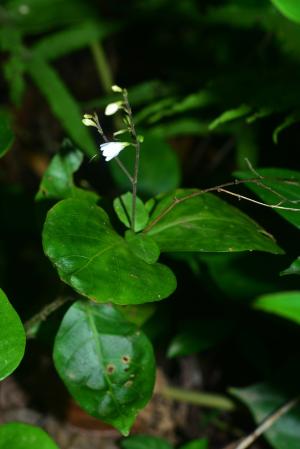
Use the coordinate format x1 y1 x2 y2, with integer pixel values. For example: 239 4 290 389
104 102 122 116
100 142 129 161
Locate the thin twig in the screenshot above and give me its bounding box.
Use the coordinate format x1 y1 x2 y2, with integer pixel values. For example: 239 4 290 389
217 188 300 210
143 177 300 233
24 296 73 338
230 396 300 449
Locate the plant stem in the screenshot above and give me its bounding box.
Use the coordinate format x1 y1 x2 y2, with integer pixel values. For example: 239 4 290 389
90 41 113 94
161 386 236 411
123 89 141 232
25 296 72 338
90 44 132 182
227 396 300 449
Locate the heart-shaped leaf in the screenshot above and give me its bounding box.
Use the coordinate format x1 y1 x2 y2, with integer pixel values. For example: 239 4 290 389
146 189 283 254
53 301 155 435
43 199 176 304
0 423 59 449
113 192 149 232
0 289 26 381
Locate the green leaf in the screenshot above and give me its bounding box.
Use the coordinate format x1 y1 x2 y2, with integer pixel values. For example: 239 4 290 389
180 439 208 449
27 56 95 157
0 110 14 158
33 20 115 61
235 168 300 229
271 0 300 24
36 140 98 203
110 132 181 196
281 257 300 275
209 104 251 130
53 301 155 435
232 382 300 449
253 291 300 324
43 199 176 305
125 231 160 264
0 423 59 449
0 289 26 381
167 318 234 358
117 303 156 327
113 192 149 232
121 435 172 449
146 189 283 254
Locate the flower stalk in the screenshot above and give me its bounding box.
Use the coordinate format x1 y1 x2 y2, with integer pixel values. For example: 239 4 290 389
83 86 142 232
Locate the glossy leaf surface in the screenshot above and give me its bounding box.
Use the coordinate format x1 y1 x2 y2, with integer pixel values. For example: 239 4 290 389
0 289 26 381
125 231 160 264
236 168 300 229
114 192 149 232
54 301 155 435
0 423 59 449
43 199 176 304
253 291 300 324
146 189 283 254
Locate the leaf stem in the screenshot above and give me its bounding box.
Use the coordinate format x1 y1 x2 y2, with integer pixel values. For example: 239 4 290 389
161 385 236 411
24 296 73 338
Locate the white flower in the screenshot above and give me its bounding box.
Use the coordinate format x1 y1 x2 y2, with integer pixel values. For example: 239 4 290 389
104 102 123 116
100 142 129 161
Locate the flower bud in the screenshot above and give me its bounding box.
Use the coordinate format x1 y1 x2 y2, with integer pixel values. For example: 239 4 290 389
111 85 123 93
